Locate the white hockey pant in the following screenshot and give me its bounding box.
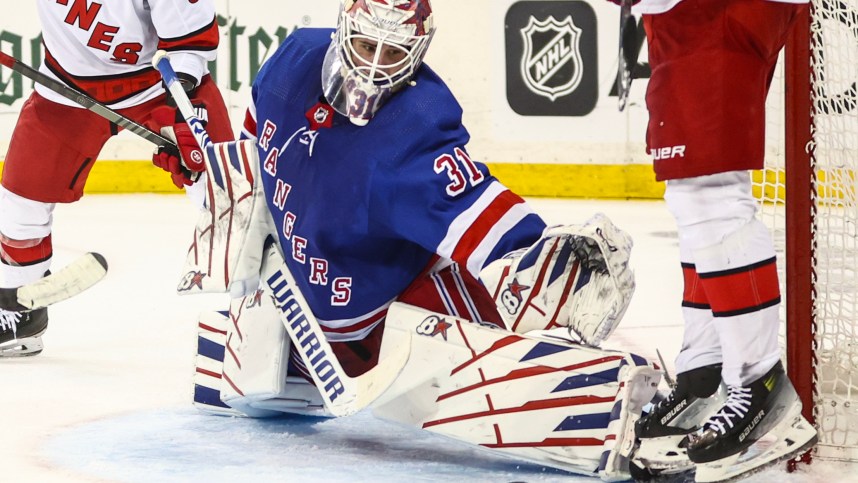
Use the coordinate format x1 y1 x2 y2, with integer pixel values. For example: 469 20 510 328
664 171 781 386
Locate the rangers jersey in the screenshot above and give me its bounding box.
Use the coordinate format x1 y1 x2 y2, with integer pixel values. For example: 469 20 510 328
244 28 547 342
37 0 219 108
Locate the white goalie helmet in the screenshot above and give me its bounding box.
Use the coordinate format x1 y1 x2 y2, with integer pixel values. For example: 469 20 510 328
322 0 435 126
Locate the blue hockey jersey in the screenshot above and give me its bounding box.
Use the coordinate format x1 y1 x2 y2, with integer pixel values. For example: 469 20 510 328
243 29 546 341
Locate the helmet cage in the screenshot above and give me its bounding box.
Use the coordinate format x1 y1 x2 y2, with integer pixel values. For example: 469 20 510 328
322 0 435 126
337 5 433 89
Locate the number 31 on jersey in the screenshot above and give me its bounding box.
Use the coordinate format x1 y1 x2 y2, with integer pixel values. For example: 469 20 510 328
434 147 485 196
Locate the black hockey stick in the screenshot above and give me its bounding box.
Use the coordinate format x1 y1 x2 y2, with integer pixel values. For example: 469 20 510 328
617 0 639 112
0 51 178 151
0 253 108 311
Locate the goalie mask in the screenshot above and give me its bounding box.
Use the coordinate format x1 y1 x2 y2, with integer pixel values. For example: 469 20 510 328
322 0 435 126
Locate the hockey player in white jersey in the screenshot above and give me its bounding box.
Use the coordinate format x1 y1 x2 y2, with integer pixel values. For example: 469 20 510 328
161 0 667 480
604 0 818 481
0 0 233 356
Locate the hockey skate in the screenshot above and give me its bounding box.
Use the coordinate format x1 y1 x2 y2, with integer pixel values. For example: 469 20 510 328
0 307 47 357
630 364 726 481
684 361 818 482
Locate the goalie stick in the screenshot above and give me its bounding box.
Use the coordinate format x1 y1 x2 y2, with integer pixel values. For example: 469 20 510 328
262 237 410 416
0 253 108 312
0 51 178 152
154 51 409 416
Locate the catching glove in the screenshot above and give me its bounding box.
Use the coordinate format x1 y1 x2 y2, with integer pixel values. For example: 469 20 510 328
480 213 635 347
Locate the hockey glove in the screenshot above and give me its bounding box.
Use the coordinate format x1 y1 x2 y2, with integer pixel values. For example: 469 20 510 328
150 74 207 188
151 103 208 188
480 213 635 347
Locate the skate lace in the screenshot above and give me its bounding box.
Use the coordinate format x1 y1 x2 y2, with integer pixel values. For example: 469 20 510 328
0 309 22 336
704 386 752 435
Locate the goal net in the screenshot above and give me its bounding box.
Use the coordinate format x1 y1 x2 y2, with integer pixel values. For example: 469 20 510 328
757 1 858 462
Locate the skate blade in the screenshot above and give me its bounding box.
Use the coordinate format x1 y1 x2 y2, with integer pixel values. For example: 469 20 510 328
630 461 695 483
0 336 44 357
694 413 818 482
633 435 694 471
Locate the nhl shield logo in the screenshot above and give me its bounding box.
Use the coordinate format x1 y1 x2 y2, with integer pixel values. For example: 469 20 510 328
520 16 584 102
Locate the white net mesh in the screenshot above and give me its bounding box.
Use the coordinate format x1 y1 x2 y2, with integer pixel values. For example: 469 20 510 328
758 0 858 462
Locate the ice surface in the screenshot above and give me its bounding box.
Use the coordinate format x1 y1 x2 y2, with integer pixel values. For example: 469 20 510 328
2 195 855 482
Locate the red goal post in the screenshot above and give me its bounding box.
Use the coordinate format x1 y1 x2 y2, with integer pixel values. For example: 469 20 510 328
771 0 858 464
784 4 814 465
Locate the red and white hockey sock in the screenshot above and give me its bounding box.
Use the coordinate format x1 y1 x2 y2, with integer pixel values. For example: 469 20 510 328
693 220 782 386
675 262 723 375
0 234 53 289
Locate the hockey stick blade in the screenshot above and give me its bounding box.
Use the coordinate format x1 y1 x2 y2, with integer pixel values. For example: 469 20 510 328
0 253 108 311
0 51 177 150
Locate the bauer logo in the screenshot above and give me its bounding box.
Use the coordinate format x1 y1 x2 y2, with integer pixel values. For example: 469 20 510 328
505 1 598 116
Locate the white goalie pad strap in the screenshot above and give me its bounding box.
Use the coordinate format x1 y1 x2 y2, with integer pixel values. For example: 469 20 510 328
598 363 662 481
372 303 656 480
177 140 275 298
481 213 635 346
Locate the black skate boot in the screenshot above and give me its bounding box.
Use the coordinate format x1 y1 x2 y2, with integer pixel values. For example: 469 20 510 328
685 360 818 482
0 307 48 357
630 363 725 480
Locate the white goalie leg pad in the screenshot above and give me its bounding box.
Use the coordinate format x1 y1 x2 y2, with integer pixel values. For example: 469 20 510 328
218 291 328 417
177 140 275 298
481 213 635 346
371 303 659 480
192 300 328 418
193 310 244 416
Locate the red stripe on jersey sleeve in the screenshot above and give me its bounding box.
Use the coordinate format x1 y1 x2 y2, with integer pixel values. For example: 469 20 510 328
450 189 525 266
157 18 219 52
